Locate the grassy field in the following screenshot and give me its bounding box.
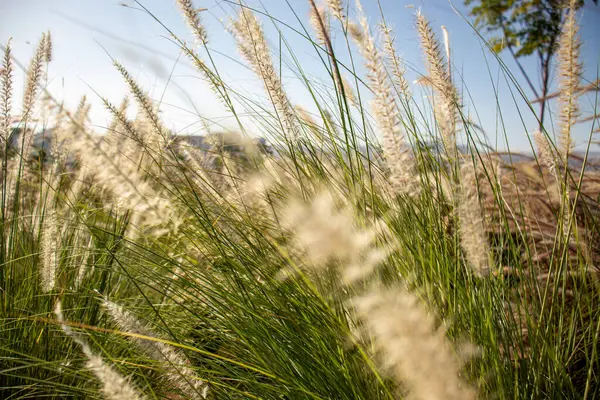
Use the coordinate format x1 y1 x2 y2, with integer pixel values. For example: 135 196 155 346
1 0 599 398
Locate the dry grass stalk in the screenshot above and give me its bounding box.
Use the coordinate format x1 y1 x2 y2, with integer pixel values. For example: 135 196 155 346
230 8 299 140
1 38 12 144
176 0 208 46
349 1 416 195
54 301 147 400
102 300 209 399
354 288 477 400
416 12 459 160
457 162 490 277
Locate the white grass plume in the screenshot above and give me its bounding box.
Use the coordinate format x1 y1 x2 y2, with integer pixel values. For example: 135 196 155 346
102 300 209 399
457 162 490 277
557 0 582 163
176 0 209 46
230 7 299 140
281 191 387 283
416 12 459 160
349 0 416 195
54 301 146 400
310 5 331 47
22 33 46 120
379 23 411 99
40 211 59 293
326 0 345 21
1 38 13 145
533 130 558 181
354 287 477 400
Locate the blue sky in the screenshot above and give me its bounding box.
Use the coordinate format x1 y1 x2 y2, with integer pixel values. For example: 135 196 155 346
1 0 599 152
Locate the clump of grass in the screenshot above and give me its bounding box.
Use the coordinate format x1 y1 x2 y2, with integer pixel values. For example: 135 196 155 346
0 1 599 399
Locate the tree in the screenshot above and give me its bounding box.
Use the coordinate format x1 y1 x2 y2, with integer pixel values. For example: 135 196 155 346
464 0 597 130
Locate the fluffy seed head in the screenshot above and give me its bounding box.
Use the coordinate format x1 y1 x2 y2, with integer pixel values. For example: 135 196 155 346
379 23 411 99
281 192 387 283
44 30 53 63
349 1 416 195
1 38 13 144
310 6 330 47
22 33 46 121
54 301 146 400
326 0 345 21
230 8 299 140
457 162 490 277
354 288 477 400
533 130 558 180
416 12 459 159
40 212 59 293
557 0 582 162
176 0 209 45
103 300 209 399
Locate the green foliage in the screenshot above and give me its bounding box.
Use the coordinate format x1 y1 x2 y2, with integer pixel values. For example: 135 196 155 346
464 0 593 57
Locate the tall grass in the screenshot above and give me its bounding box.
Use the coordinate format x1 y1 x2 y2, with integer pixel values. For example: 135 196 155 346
1 0 599 399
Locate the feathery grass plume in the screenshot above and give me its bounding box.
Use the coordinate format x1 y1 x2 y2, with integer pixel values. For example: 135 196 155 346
457 162 490 277
102 300 209 399
54 301 146 400
309 2 354 107
379 23 411 99
106 96 129 142
1 38 12 144
65 129 180 236
354 287 477 400
113 61 169 152
179 144 222 200
556 0 581 237
533 130 558 181
416 12 459 160
326 0 345 21
44 30 52 63
280 191 387 283
349 0 416 195
310 5 330 47
340 75 357 103
22 33 46 121
74 95 91 124
556 0 582 165
40 211 59 292
176 0 208 45
441 26 451 80
230 7 300 140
